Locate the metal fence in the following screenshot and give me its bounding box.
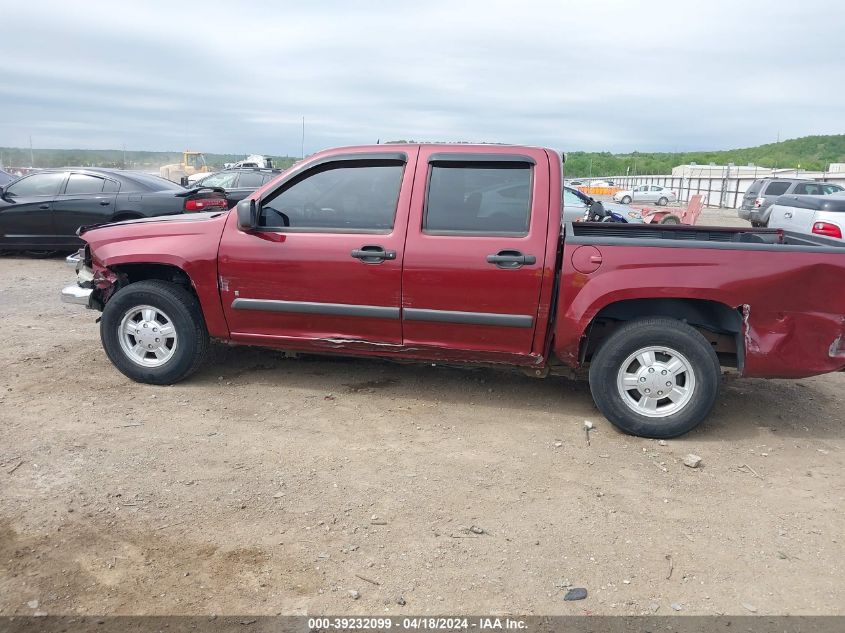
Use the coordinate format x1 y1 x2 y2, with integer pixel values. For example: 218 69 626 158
583 174 845 209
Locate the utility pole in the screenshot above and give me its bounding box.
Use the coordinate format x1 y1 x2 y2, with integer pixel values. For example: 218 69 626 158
588 158 592 180
29 136 34 167
301 116 305 160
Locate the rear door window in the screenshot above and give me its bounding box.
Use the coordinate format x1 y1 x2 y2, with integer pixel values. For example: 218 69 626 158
793 182 822 195
424 163 532 235
65 174 106 194
103 179 120 193
821 184 843 194
764 181 790 196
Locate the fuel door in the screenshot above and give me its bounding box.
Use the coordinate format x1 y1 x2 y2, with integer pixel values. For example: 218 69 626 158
571 245 603 274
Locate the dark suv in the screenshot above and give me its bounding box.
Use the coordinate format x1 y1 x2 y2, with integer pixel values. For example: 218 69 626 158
739 178 843 226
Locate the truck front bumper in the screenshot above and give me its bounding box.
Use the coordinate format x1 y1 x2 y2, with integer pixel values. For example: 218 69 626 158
61 285 93 305
61 248 95 307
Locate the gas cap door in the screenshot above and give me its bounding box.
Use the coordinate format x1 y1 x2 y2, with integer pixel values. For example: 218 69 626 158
571 245 603 274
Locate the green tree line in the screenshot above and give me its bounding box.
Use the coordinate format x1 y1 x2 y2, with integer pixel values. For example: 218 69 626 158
563 134 845 177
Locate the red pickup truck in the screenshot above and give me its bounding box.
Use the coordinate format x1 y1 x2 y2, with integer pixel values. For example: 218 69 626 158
62 144 845 438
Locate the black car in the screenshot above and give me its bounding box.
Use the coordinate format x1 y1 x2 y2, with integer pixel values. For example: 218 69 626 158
192 167 282 208
0 168 227 251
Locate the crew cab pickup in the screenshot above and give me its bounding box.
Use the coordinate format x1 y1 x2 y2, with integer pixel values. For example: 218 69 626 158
61 144 845 438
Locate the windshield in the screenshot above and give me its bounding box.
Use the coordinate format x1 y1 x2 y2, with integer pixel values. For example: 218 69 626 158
196 171 239 188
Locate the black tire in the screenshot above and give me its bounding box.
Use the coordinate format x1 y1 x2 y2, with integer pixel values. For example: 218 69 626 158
657 196 668 206
621 195 632 204
100 280 209 385
659 215 681 225
588 317 720 438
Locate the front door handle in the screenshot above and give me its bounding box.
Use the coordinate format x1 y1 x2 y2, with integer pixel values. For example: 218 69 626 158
99 200 111 206
486 250 536 269
39 204 50 210
351 245 396 263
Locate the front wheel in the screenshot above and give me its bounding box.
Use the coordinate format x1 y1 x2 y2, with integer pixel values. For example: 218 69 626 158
588 318 720 438
100 280 209 384
657 197 668 206
621 195 632 204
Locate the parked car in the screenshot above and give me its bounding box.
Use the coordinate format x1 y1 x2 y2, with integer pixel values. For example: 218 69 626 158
613 185 677 205
62 144 845 439
739 178 843 227
563 186 643 223
768 192 845 241
192 168 282 208
0 169 15 187
0 168 227 252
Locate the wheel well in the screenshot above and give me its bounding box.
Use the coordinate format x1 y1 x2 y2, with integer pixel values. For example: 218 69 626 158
582 298 744 369
110 263 195 295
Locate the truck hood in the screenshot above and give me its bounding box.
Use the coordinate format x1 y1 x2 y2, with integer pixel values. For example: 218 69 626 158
79 210 228 235
81 210 231 269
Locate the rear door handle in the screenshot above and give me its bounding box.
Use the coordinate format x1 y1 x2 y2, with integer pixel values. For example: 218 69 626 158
99 200 111 206
351 245 396 263
486 250 536 269
39 204 50 210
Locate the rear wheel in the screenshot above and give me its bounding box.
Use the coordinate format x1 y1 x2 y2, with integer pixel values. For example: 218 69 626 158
588 318 721 438
621 195 632 204
100 280 208 384
657 196 668 206
659 215 681 225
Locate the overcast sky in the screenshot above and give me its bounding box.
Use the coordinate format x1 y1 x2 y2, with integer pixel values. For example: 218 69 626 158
1 0 842 156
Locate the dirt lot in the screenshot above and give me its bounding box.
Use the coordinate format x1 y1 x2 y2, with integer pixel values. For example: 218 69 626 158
1 209 843 617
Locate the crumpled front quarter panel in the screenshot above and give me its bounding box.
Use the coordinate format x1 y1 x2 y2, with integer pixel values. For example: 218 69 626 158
82 213 230 338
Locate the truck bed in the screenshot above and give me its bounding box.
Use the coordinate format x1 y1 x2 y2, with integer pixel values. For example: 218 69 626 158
566 222 845 250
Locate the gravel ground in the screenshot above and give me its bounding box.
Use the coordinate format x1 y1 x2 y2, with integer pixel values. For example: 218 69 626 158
1 208 843 616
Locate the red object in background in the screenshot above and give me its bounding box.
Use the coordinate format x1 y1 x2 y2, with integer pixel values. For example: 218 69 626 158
639 195 705 225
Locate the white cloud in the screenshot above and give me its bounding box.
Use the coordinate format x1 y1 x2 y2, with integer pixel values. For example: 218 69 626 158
0 0 842 154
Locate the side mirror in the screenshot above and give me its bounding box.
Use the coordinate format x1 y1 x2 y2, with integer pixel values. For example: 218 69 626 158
236 198 257 230
180 176 189 187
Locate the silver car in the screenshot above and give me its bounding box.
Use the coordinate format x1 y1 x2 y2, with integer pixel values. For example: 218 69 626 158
613 184 677 205
768 192 845 241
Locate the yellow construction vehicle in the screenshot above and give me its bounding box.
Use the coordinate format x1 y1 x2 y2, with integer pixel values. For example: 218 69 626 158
159 151 211 183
